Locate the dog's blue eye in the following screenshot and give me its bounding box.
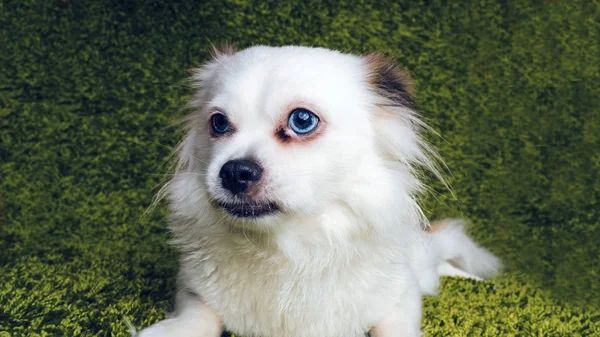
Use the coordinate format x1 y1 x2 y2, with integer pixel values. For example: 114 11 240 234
288 109 319 135
211 113 230 134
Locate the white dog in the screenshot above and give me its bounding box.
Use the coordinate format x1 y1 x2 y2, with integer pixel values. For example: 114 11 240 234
134 45 501 337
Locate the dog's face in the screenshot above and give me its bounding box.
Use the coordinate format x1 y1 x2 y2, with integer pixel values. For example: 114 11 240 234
170 46 435 234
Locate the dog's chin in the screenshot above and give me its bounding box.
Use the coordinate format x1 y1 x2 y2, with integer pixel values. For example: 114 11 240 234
215 200 280 219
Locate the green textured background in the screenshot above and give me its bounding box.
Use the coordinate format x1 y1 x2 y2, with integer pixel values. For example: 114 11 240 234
1 0 599 336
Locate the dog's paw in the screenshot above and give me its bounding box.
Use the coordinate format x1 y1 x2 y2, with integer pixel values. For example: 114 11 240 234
134 318 194 337
134 317 222 337
134 319 172 337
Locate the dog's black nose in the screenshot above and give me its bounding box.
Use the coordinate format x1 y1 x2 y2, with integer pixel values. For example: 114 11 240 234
219 159 263 195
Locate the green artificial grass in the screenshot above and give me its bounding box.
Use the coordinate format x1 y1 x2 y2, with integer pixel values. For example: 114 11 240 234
1 0 599 336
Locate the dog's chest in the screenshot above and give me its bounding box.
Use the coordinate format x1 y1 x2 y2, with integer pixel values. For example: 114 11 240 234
185 242 405 337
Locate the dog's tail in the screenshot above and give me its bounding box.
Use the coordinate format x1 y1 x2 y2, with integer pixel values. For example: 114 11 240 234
427 218 501 280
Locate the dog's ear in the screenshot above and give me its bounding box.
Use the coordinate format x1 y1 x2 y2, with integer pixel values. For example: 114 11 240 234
188 43 237 91
363 53 415 109
210 42 237 59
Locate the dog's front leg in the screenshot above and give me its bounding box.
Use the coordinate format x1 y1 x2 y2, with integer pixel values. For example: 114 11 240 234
136 290 222 337
370 287 423 337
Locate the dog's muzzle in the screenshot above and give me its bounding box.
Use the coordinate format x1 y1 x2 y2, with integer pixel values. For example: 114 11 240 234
219 159 262 195
216 158 279 218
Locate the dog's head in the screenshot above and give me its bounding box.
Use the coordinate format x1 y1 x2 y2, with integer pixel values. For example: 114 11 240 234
167 45 440 238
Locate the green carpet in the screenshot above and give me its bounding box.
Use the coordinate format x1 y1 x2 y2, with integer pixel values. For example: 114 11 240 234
1 0 599 336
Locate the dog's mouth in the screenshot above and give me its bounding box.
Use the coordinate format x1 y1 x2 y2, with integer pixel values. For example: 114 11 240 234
216 200 280 218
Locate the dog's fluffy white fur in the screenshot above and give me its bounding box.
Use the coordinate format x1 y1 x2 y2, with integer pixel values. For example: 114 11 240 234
135 45 501 337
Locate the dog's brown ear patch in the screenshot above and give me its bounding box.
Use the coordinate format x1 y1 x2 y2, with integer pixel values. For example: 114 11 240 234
363 53 415 108
210 42 237 59
425 219 450 233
